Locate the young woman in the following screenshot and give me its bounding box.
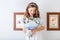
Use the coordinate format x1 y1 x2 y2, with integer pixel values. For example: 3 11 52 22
23 2 44 40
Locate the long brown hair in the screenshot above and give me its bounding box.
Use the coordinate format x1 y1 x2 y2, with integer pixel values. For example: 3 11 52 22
24 2 40 18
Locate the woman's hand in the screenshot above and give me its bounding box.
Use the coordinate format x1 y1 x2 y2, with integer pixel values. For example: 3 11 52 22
31 29 37 35
31 25 44 35
23 27 26 33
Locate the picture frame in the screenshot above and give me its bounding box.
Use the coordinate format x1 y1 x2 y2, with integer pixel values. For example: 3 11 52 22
14 12 24 31
47 12 60 30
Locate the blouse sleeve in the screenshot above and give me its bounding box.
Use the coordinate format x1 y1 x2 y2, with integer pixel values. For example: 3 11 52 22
37 18 43 26
19 17 26 26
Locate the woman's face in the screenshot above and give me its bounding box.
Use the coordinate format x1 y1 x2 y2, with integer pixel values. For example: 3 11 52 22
28 7 36 17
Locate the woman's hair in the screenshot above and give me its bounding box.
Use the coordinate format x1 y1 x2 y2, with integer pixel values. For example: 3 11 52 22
24 2 40 18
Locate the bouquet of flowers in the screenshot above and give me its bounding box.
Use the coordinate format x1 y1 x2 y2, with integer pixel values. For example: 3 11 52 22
23 17 40 30
22 17 41 40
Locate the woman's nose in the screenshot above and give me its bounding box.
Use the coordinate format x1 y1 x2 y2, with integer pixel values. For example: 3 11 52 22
31 11 34 14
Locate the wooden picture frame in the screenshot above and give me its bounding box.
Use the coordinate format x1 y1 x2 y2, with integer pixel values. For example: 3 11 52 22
47 12 60 30
14 12 24 31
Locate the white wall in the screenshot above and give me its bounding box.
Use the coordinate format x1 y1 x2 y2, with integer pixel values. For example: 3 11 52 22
0 0 25 40
42 0 60 40
0 0 60 40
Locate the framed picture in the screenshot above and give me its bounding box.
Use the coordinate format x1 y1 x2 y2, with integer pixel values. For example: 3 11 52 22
47 12 60 30
14 12 24 31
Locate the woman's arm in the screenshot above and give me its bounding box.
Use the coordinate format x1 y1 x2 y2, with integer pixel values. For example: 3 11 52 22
35 25 44 31
23 27 26 33
31 25 45 35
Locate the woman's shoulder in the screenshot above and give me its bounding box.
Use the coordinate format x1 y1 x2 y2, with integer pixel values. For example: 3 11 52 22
23 15 26 18
35 17 41 20
36 18 43 23
22 15 27 19
22 15 29 21
37 18 43 21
